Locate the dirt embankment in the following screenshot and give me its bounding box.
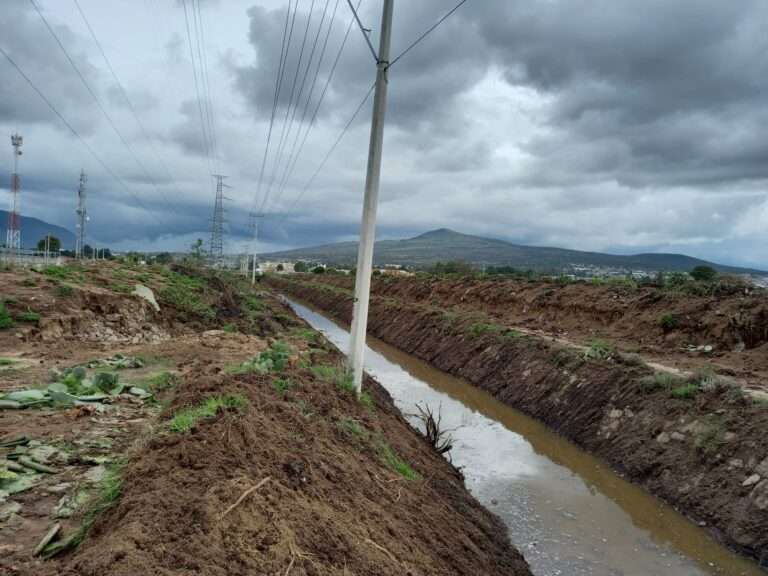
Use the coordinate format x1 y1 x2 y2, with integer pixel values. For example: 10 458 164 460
269 274 768 566
303 274 768 391
2 262 531 576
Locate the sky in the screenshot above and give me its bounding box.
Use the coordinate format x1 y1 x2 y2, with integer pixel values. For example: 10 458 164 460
1 0 767 268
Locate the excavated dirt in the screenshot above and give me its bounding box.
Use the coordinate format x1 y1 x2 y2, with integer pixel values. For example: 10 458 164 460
269 274 768 566
1 263 530 576
297 274 768 392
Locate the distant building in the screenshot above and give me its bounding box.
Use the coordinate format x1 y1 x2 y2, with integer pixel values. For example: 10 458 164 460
260 261 295 273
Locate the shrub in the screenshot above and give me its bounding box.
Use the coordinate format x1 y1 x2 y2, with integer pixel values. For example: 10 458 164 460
584 339 615 361
271 378 291 394
690 265 718 282
670 383 700 399
660 313 677 332
0 304 14 329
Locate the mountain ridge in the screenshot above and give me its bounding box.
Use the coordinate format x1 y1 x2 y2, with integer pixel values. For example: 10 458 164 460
262 228 766 276
0 210 76 250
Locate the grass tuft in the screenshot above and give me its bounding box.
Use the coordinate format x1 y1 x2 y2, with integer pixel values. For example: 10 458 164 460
377 441 419 481
168 394 248 433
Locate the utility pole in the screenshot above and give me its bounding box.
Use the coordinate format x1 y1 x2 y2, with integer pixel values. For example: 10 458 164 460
251 213 263 285
208 174 228 266
348 0 394 393
75 170 87 259
6 133 23 257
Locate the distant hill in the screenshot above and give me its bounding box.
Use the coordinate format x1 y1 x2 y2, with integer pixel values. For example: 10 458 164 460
0 210 76 250
262 228 767 276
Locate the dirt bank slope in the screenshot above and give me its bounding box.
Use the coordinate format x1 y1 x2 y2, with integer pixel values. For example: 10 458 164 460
1 262 530 576
300 274 768 391
269 275 768 567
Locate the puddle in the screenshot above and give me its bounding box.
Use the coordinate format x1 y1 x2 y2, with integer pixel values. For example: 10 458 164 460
285 297 765 576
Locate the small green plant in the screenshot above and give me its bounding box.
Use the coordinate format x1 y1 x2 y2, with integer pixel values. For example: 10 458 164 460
584 339 615 361
21 278 37 287
310 364 355 393
222 323 238 333
639 372 686 392
660 313 678 332
468 323 503 338
338 417 368 439
293 327 317 342
142 371 178 392
0 358 15 366
695 417 726 453
18 310 40 323
377 441 419 480
44 461 126 556
359 391 375 411
670 383 700 399
0 303 14 329
160 272 214 320
168 394 248 433
271 378 291 395
55 284 74 297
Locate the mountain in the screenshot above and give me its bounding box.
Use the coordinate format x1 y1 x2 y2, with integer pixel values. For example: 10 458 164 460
262 228 767 276
0 210 76 250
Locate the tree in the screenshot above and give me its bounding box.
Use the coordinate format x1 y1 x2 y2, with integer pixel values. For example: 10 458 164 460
190 238 205 260
276 263 284 272
312 265 326 274
37 236 61 252
154 252 173 264
690 265 718 282
294 261 308 273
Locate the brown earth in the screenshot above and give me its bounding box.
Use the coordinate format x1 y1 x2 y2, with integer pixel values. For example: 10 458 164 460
269 274 768 567
294 274 768 395
1 262 531 576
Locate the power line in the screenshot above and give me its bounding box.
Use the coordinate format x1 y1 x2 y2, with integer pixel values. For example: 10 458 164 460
389 0 470 68
71 0 181 207
192 0 219 164
0 45 162 225
345 0 377 62
266 0 334 213
181 0 213 172
270 0 355 212
251 0 299 225
284 81 375 216
29 0 174 216
260 0 319 215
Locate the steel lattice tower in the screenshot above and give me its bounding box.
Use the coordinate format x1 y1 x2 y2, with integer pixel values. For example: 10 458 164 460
208 174 228 265
75 170 88 259
6 133 23 252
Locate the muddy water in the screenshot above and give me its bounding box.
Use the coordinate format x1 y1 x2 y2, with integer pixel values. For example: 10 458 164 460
285 298 765 576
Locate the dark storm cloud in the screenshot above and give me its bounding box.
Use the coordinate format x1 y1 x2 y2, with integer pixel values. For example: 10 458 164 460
0 2 101 135
472 0 768 189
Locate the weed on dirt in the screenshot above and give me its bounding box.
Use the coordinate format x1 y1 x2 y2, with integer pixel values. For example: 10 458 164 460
168 394 248 433
584 339 616 361
377 440 420 480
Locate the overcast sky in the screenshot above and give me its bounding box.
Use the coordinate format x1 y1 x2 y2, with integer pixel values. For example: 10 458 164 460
1 0 767 268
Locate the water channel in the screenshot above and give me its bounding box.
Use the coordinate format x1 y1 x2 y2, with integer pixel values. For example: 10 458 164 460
284 297 764 576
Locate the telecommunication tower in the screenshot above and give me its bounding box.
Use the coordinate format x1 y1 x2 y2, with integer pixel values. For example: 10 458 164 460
6 133 23 252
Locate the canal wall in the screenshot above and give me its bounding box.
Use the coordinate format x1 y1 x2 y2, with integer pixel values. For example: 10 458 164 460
267 275 768 567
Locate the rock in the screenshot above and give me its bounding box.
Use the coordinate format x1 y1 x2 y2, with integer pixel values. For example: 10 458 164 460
0 501 21 522
723 432 738 442
671 432 686 442
132 285 160 312
754 457 768 477
743 474 761 487
750 480 768 510
84 465 106 484
609 409 623 419
656 432 671 444
728 459 744 469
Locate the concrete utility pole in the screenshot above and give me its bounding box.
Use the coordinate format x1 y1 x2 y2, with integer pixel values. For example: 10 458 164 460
348 0 394 393
6 133 23 255
75 170 87 259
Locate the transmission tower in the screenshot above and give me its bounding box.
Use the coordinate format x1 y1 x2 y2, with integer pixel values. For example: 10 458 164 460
208 174 228 266
6 133 23 253
75 170 88 259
